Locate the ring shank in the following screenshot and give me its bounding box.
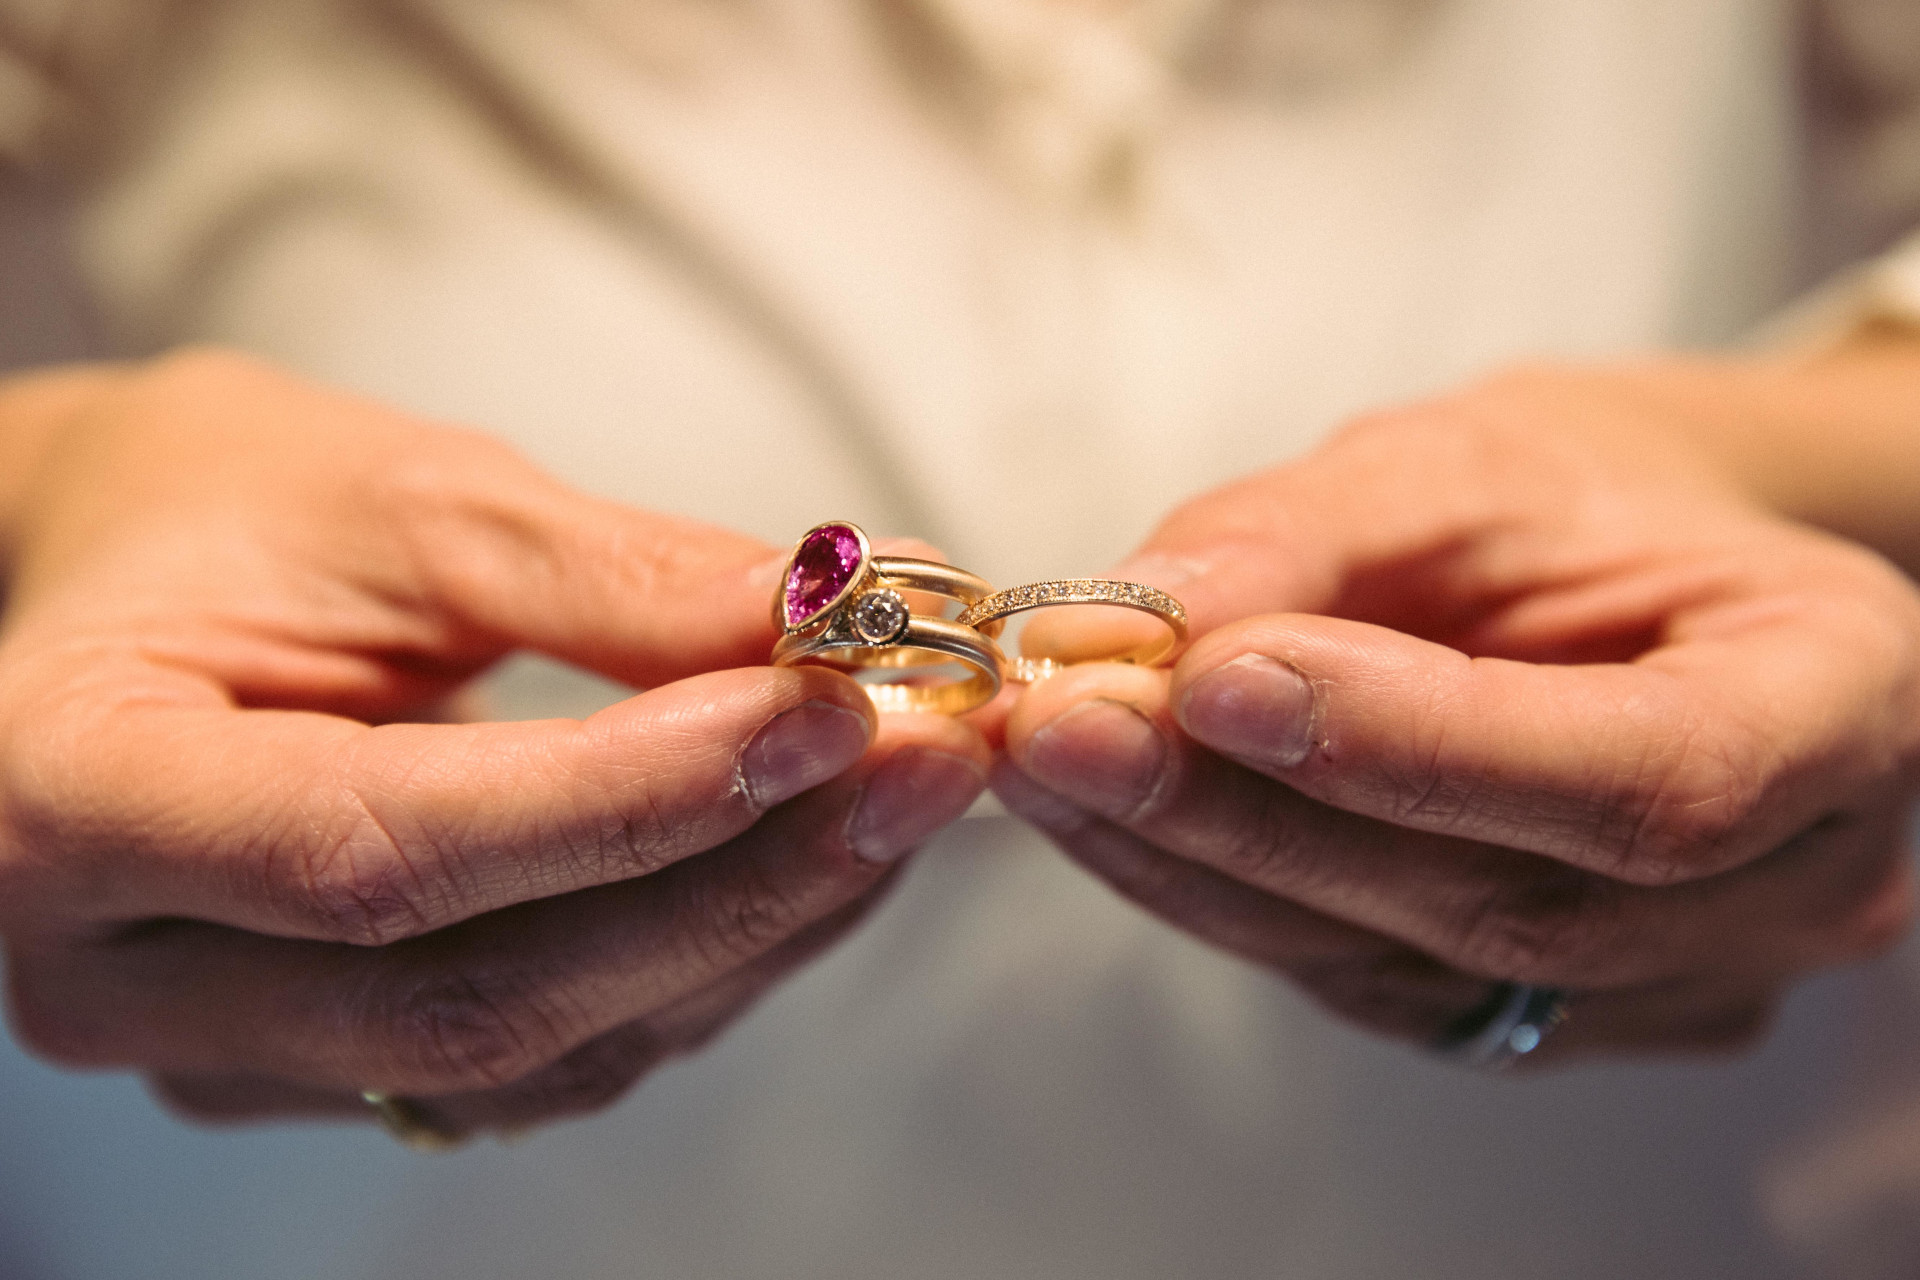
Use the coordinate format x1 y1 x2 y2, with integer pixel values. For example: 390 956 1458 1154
955 579 1188 681
772 615 1004 715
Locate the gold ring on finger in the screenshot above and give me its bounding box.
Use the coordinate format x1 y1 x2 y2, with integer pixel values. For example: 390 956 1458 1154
955 579 1188 684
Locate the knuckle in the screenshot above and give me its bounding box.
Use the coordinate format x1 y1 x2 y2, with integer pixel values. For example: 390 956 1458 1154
609 781 700 872
372 427 542 550
375 967 566 1092
1448 872 1623 985
1208 785 1323 891
1323 406 1420 455
291 797 449 946
376 424 523 507
296 840 436 947
1614 725 1767 885
679 863 809 972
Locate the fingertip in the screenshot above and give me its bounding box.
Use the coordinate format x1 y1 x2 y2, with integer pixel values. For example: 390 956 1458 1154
1175 652 1318 771
778 663 883 728
959 682 1019 750
870 709 993 774
1003 663 1170 753
738 697 874 810
988 757 1092 835
841 718 990 864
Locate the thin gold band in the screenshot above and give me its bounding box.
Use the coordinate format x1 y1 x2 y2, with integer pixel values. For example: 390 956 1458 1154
955 579 1189 683
869 557 995 609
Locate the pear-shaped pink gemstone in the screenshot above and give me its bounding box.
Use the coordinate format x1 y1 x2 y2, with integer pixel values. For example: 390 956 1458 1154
783 523 865 628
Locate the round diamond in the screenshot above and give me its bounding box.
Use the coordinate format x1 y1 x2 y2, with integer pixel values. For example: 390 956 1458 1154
850 590 910 644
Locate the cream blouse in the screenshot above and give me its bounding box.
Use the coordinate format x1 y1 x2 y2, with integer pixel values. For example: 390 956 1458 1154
3 3 1920 1278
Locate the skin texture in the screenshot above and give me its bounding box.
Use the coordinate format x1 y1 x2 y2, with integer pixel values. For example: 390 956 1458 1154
4 336 1920 1135
996 350 1920 1062
0 350 991 1135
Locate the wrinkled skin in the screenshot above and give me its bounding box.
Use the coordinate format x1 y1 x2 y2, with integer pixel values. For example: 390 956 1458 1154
0 351 990 1135
5 343 1920 1148
996 364 1920 1061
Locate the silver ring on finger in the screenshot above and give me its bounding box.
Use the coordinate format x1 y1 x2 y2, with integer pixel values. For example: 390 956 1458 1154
1432 982 1570 1071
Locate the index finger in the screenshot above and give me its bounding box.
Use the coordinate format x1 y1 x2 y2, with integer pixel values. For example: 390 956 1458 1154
0 651 875 945
1170 566 1920 885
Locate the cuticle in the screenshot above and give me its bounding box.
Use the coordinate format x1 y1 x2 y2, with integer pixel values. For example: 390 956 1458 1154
1091 696 1174 821
1272 655 1328 758
1210 652 1326 762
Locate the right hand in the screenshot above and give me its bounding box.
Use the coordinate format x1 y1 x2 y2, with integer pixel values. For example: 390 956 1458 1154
0 350 989 1138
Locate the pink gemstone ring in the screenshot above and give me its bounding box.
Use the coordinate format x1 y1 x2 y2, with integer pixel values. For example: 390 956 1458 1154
771 521 1006 715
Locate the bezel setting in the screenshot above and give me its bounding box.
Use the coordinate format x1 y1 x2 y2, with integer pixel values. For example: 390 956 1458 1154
778 521 872 633
849 589 911 645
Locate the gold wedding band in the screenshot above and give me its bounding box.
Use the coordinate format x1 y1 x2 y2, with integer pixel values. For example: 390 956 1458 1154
956 579 1188 683
771 523 1188 710
771 522 1005 714
362 1090 467 1153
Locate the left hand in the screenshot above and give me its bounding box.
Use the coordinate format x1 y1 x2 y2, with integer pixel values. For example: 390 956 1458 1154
994 364 1920 1062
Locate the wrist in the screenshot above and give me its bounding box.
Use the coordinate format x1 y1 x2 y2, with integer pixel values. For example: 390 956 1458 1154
1600 335 1920 573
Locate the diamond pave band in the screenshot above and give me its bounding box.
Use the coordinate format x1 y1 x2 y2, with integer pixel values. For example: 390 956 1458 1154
956 578 1188 683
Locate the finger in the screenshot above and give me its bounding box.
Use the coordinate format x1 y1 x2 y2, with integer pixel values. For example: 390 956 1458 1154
993 761 1788 1062
1005 664 1914 989
1087 381 1761 639
7 352 789 692
0 653 882 944
1168 580 1920 883
10 715 988 1093
403 887 893 1134
150 1073 364 1125
154 888 891 1131
990 759 1406 973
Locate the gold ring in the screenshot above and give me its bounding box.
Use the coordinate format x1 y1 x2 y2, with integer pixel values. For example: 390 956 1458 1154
955 579 1188 684
361 1090 467 1152
771 521 1005 715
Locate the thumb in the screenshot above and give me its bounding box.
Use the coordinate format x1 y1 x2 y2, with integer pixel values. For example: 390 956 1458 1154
1019 424 1461 658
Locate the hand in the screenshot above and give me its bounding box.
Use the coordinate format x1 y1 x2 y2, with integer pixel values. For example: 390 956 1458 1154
995 363 1920 1061
0 350 988 1135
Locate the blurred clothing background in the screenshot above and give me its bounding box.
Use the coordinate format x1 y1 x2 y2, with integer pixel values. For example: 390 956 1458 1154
4 3 1920 1277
